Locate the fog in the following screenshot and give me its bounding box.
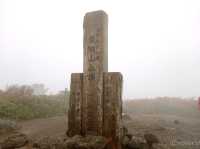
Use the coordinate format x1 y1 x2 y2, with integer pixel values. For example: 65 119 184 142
0 0 200 98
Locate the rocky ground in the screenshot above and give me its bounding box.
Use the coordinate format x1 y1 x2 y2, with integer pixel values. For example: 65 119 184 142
0 113 200 149
123 114 200 149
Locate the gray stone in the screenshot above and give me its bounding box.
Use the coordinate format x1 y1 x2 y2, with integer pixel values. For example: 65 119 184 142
83 10 108 73
68 73 83 136
144 133 159 148
68 10 123 149
82 10 108 135
103 72 123 148
64 135 108 149
0 133 28 149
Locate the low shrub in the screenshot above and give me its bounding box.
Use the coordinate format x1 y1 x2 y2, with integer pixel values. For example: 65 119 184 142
0 95 68 120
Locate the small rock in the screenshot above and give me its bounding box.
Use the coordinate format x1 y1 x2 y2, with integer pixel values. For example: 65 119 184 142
174 120 180 124
122 135 146 149
122 113 132 121
144 133 159 148
122 136 131 147
126 134 133 140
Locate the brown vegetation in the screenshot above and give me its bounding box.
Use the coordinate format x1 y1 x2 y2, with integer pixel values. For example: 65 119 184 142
0 84 69 120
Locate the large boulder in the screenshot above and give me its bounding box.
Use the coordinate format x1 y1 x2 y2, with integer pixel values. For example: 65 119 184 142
144 133 159 148
121 128 160 149
0 133 28 149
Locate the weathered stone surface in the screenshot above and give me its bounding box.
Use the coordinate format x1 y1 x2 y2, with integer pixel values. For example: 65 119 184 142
83 10 108 73
82 10 108 135
64 135 108 149
32 136 65 149
103 72 123 149
31 135 109 149
68 73 83 136
67 10 123 148
144 133 159 148
0 133 28 149
122 132 147 149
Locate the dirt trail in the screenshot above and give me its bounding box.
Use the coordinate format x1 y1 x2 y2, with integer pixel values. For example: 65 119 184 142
18 114 200 142
19 116 67 139
1 113 199 147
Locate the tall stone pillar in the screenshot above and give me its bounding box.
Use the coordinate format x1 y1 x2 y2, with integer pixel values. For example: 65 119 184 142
68 10 123 149
82 10 108 135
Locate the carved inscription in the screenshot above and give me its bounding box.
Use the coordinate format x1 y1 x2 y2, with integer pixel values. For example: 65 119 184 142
82 11 108 135
68 10 122 149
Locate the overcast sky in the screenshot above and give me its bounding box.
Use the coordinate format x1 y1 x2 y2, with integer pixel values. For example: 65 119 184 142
0 0 200 98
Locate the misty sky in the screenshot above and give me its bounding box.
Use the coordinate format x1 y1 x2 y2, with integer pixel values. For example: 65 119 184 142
0 0 200 98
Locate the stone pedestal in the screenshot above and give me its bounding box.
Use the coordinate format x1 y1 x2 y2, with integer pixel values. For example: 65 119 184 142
103 72 123 148
68 73 83 136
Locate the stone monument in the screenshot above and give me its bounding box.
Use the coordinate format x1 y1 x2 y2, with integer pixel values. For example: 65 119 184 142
68 10 123 149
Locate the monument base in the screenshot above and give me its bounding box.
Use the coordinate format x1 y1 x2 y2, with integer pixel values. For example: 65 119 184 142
68 72 123 149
